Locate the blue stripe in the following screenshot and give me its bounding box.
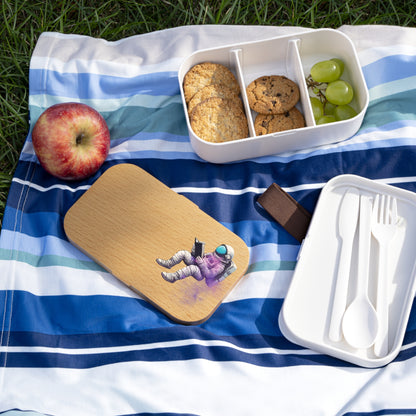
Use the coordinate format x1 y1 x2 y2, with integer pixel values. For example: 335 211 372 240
3 307 416 371
0 206 301 245
29 55 416 101
362 54 416 89
6 329 299 350
2 343 349 369
1 208 67 240
4 289 416 355
8 148 416 213
344 409 416 416
0 230 91 260
29 69 180 99
121 413 199 416
13 145 416 197
2 291 282 337
120 413 199 416
350 118 416 136
5 146 416 243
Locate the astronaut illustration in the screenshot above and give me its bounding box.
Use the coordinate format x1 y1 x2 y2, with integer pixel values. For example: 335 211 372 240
156 238 236 287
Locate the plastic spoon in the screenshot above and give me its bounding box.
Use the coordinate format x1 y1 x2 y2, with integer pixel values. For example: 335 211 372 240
328 187 360 342
342 194 379 349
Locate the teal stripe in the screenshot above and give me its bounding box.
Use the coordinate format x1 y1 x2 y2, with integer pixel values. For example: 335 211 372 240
102 102 188 140
0 248 104 271
361 89 416 130
0 248 296 273
28 101 189 140
246 260 297 273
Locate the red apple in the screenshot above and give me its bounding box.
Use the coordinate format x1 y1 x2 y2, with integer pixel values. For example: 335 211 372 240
32 102 110 180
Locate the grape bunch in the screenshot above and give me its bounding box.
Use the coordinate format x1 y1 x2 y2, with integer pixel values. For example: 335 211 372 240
306 59 357 125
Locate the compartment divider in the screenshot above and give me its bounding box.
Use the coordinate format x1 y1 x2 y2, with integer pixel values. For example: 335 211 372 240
229 48 256 138
287 39 316 128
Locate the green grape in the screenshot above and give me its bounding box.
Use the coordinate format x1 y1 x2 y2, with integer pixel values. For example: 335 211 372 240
324 101 337 116
310 97 324 121
310 60 341 83
334 104 358 121
317 115 336 125
330 58 345 76
326 80 354 105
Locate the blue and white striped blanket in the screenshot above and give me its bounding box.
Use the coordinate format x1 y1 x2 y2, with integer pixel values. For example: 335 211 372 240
1 25 416 415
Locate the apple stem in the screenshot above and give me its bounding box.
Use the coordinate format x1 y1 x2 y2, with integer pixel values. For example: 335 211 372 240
76 133 85 146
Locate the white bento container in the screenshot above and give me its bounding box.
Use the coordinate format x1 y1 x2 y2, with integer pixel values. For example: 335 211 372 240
178 29 369 163
279 175 416 367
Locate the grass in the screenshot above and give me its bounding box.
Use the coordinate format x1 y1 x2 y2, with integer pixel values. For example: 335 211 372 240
1 0 415 228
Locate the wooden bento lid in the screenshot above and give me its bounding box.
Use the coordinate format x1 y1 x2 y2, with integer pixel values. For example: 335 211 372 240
64 163 250 324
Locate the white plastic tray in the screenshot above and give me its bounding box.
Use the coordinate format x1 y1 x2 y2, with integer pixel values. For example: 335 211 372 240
178 29 369 163
279 174 416 367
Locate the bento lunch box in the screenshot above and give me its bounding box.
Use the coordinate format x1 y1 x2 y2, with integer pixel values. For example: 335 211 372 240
178 29 369 163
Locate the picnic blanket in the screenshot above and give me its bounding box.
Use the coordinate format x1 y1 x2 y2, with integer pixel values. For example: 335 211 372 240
1 24 416 415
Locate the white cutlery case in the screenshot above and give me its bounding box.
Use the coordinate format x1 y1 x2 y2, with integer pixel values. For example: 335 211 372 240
279 174 416 367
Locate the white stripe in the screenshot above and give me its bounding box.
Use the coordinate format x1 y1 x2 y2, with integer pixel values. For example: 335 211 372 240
12 173 416 197
369 75 416 102
3 337 416 360
242 123 416 164
0 354 387 416
109 138 193 155
347 126 416 146
225 270 293 302
30 55 183 78
358 44 416 66
0 259 291 302
0 259 140 298
12 177 91 193
173 183 326 194
261 124 416 164
0 338 313 357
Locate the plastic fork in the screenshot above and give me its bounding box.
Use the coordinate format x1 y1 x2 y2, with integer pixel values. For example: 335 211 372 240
371 194 398 357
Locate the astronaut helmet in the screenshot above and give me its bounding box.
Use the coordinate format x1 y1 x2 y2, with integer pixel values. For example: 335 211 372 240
215 244 234 262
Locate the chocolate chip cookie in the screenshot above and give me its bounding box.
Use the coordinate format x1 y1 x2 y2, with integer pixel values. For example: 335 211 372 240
254 107 305 135
246 75 300 114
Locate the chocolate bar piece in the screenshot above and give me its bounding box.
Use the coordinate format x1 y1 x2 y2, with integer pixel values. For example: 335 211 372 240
257 183 312 242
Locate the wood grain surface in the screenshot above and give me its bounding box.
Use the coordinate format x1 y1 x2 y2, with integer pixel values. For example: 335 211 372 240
64 163 249 324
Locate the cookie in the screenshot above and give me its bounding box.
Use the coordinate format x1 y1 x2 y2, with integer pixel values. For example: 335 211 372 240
190 97 248 143
246 75 300 114
254 107 305 135
183 62 240 103
188 84 243 115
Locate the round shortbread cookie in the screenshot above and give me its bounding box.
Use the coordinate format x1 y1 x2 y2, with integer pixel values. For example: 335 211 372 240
183 62 240 103
254 107 305 135
188 84 243 115
246 75 300 114
190 97 248 143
